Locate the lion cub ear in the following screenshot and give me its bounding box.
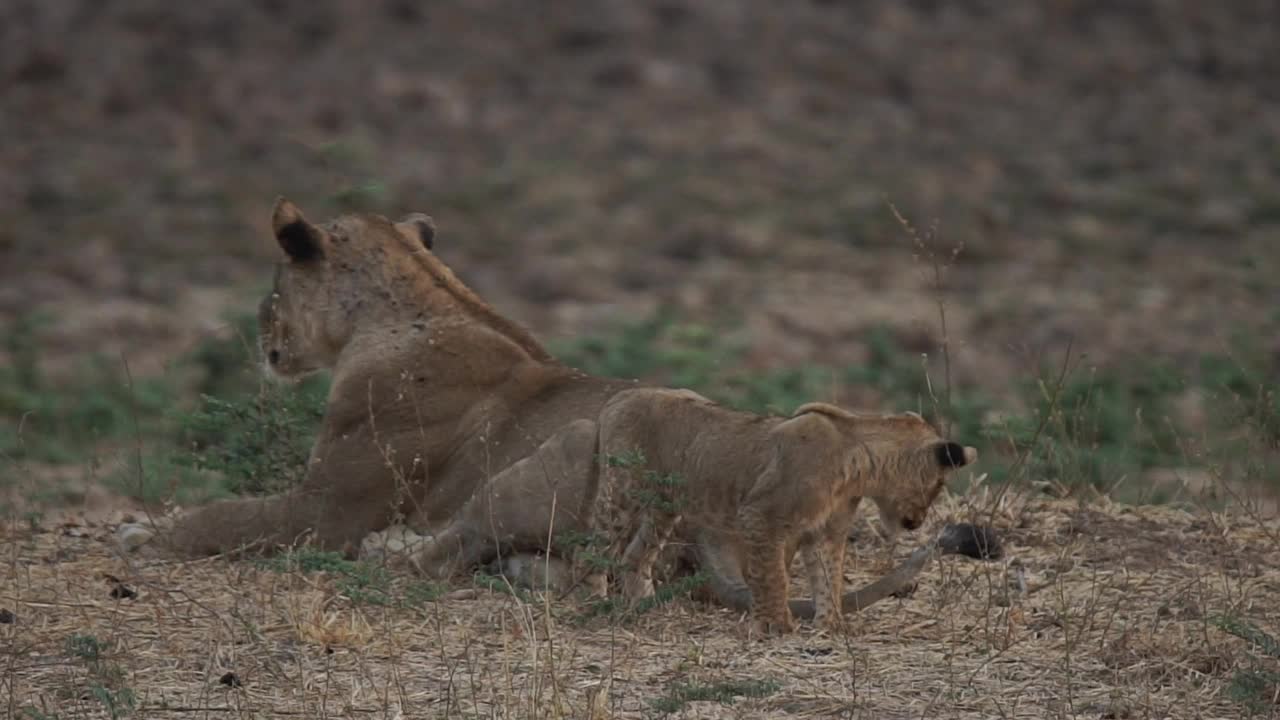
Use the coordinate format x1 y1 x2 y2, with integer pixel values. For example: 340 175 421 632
934 441 978 469
271 197 326 262
395 213 436 250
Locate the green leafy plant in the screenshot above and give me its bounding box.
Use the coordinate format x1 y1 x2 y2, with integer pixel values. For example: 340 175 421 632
649 677 781 715
64 634 135 719
258 548 438 607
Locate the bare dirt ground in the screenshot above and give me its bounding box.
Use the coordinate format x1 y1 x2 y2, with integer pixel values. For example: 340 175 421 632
5 1 1280 717
5 493 1280 719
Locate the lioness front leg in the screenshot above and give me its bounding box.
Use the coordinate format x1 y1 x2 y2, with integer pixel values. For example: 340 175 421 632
154 429 419 557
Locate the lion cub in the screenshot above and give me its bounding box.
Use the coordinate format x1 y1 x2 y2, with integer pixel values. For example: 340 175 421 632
591 388 977 633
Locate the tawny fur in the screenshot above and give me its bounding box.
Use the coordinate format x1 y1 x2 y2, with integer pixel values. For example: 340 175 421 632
592 390 977 633
155 199 634 558
134 199 978 628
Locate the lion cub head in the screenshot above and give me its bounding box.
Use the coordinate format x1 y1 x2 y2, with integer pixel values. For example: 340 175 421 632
792 403 978 535
257 198 436 379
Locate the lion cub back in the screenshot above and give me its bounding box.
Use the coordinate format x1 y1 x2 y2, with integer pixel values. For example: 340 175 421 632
598 388 778 496
597 389 846 530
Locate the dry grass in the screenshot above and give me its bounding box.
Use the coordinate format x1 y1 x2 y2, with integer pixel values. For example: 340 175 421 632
5 490 1280 719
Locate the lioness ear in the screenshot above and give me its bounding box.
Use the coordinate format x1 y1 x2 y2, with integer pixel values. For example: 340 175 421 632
271 197 325 262
933 441 977 469
395 213 436 250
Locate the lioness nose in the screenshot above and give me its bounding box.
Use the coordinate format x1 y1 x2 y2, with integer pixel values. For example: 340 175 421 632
268 350 281 365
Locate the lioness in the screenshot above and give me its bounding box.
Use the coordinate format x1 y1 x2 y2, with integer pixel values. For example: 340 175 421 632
124 199 976 620
137 198 634 558
591 389 977 633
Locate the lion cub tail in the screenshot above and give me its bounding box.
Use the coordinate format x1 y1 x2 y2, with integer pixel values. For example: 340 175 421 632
791 402 860 421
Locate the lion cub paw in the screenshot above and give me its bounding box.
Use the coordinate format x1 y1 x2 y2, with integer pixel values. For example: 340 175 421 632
813 612 847 634
754 613 798 636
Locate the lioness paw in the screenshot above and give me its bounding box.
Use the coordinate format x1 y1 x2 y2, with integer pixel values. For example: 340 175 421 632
359 525 430 564
115 522 155 551
113 521 170 558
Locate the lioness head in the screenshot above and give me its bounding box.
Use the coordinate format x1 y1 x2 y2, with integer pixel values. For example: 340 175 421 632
795 404 978 535
257 198 437 379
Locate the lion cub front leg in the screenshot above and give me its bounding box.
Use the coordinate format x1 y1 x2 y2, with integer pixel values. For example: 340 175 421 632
618 510 680 603
801 521 849 631
740 510 795 634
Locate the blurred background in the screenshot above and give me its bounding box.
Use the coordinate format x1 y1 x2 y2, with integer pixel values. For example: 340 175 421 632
2 0 1279 510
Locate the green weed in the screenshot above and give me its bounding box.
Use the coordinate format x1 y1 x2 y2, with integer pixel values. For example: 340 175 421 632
1213 615 1280 660
63 634 135 719
257 547 439 607
0 313 175 465
561 308 1280 499
579 572 709 622
472 571 538 605
649 677 781 715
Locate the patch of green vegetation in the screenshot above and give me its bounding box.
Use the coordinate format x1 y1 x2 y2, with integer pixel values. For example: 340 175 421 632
994 361 1187 492
6 296 1277 512
1224 669 1280 716
174 385 326 496
64 634 136 719
472 571 538 605
170 312 328 499
102 452 231 506
1200 344 1280 451
551 307 736 396
649 677 781 715
1214 615 1280 715
258 547 441 607
0 307 328 508
581 571 711 622
314 135 393 214
605 449 647 469
552 530 613 574
0 312 176 465
555 307 1280 499
606 449 685 513
553 310 989 434
65 634 105 662
1213 615 1280 660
